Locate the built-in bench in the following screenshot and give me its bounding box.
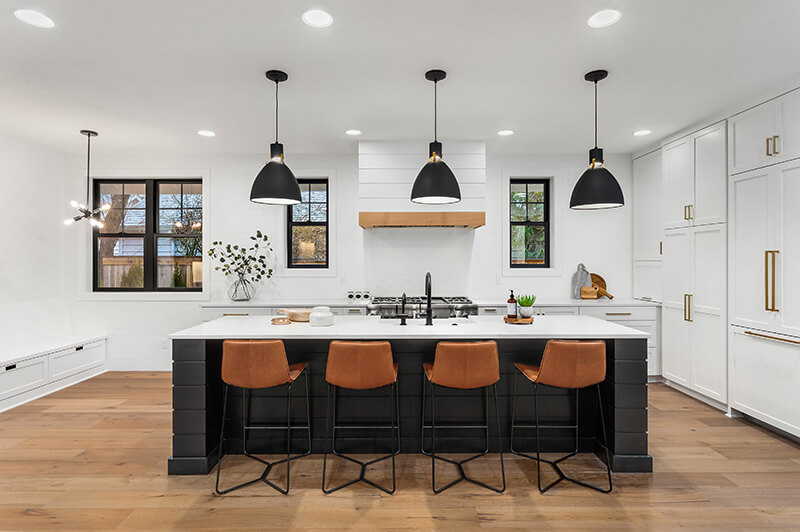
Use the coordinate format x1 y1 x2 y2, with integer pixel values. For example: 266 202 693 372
0 301 107 412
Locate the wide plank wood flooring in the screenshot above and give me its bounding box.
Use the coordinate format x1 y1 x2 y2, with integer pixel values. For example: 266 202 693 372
1 372 800 530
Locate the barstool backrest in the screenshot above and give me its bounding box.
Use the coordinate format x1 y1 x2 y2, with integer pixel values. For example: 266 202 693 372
536 340 606 389
326 341 395 389
222 340 292 389
430 341 499 389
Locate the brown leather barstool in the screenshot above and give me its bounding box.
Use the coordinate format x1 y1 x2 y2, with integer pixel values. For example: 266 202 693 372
510 340 612 493
421 341 505 494
215 340 310 495
322 341 400 494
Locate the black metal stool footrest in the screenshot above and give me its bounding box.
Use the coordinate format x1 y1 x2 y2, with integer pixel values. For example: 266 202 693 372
322 450 399 494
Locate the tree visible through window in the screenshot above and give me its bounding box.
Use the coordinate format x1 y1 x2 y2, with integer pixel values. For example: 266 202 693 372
94 179 203 290
287 179 328 268
510 178 550 268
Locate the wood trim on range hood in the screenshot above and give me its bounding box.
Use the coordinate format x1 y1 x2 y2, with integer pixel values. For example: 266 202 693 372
358 212 485 229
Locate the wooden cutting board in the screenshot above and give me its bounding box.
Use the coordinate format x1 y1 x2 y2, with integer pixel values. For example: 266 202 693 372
504 316 533 324
590 273 614 299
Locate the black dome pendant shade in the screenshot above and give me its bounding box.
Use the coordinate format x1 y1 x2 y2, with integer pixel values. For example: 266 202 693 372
569 69 625 210
411 69 461 204
250 70 302 205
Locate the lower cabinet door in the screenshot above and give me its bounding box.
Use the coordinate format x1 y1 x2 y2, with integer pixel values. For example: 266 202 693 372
49 341 105 381
662 305 691 387
731 326 800 437
0 355 48 401
690 311 727 402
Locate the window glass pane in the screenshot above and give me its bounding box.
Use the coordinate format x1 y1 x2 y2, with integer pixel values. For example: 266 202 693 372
527 183 545 203
291 225 326 266
98 209 124 233
511 226 525 264
310 183 327 203
527 203 544 222
510 183 526 203
157 237 203 288
159 209 182 233
510 203 526 222
299 183 311 203
183 183 203 208
97 237 144 288
99 183 122 207
158 183 182 208
123 183 146 209
292 203 309 222
309 203 327 222
181 209 203 233
511 226 546 265
123 209 146 233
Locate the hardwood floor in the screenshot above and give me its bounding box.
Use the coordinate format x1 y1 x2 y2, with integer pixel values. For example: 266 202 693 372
1 372 799 530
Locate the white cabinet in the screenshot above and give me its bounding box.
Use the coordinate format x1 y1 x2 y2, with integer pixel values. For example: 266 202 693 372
334 307 366 316
729 159 800 338
661 225 727 401
633 149 664 260
730 326 800 438
633 261 662 303
729 88 800 175
580 306 661 376
0 355 48 401
49 341 105 380
663 122 727 229
533 306 578 316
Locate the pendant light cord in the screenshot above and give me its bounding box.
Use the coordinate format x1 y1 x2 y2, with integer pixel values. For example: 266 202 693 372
594 81 598 148
434 80 438 142
274 80 279 143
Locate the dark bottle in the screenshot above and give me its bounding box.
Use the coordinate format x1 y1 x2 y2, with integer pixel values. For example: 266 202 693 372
507 290 517 318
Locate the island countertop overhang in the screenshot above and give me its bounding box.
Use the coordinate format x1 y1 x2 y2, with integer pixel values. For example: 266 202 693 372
169 314 649 341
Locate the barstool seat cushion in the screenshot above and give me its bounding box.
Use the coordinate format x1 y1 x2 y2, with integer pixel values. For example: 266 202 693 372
425 341 499 390
326 341 397 390
514 363 540 382
520 340 606 389
222 339 301 389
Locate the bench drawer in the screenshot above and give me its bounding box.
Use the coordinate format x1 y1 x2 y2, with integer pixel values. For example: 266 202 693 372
49 340 105 380
0 355 48 401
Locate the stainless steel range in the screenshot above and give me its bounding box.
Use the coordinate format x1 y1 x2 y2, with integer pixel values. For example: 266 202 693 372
367 295 478 319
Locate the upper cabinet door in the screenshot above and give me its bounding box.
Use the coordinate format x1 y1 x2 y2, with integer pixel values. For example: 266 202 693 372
729 168 773 331
663 138 694 229
773 160 800 338
729 101 775 175
633 149 664 260
693 122 727 226
774 88 800 165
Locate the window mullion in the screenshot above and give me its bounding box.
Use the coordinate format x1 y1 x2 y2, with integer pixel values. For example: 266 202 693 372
144 179 155 291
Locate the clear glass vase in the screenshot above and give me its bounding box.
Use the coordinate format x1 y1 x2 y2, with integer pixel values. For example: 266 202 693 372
227 274 256 302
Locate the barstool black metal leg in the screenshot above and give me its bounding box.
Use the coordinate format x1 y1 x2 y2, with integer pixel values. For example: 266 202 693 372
428 382 505 494
322 383 399 494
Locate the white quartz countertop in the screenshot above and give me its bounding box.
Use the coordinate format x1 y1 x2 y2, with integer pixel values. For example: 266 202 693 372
200 298 658 309
170 315 649 340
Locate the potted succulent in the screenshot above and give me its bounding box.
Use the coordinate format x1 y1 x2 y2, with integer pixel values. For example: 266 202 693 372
517 294 536 318
208 231 274 301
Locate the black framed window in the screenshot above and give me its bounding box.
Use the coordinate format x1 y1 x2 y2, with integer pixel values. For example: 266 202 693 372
510 178 550 268
287 179 328 268
93 179 203 291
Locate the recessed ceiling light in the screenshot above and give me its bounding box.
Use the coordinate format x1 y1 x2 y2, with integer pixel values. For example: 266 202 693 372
197 130 216 137
302 9 333 28
14 9 55 28
587 9 622 28
345 129 362 136
497 130 515 136
633 129 652 137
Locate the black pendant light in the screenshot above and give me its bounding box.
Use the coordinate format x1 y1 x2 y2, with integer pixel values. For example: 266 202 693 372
570 69 625 210
411 69 461 204
250 70 301 205
64 129 110 228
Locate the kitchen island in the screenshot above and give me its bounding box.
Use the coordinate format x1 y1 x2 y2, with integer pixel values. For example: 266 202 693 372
168 315 651 474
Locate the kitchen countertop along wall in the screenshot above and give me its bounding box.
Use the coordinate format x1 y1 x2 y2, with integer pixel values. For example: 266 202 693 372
199 298 658 308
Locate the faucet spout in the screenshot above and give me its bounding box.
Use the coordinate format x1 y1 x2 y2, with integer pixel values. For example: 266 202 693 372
425 272 433 326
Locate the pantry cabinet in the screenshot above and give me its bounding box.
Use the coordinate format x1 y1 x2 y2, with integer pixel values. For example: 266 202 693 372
663 121 727 229
633 149 664 260
729 88 800 175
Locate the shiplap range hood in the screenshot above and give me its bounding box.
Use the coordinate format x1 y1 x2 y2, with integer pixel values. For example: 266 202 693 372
358 141 486 229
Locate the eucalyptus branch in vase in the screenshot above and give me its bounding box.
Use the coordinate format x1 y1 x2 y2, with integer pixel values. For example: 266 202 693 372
207 230 274 301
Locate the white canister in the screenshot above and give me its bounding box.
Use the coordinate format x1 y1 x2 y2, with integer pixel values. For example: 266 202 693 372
309 306 335 327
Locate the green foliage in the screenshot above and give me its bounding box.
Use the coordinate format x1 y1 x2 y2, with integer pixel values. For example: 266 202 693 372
517 294 536 307
207 231 274 283
172 266 186 287
120 263 144 288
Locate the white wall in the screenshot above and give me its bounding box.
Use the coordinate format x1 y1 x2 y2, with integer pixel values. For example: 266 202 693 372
56 147 632 370
0 135 71 352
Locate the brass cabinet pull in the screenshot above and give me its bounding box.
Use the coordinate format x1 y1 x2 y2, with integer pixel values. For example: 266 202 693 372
223 313 248 317
687 294 693 322
745 330 800 345
688 204 694 220
606 312 632 316
659 240 663 255
683 205 688 220
766 137 772 156
683 294 688 321
764 250 771 311
640 296 652 301
773 135 780 155
771 250 779 312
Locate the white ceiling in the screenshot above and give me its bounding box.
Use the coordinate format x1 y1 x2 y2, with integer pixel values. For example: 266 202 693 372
2 0 800 156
